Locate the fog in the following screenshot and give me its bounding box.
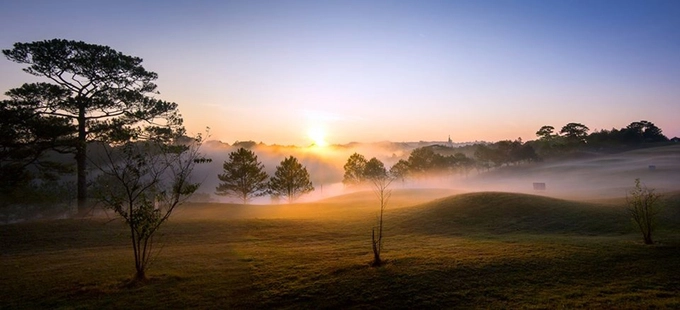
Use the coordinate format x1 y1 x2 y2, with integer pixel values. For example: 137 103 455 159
191 140 416 204
3 141 678 224
457 146 680 201
192 141 680 204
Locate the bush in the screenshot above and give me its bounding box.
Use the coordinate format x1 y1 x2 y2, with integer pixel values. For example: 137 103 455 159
626 178 662 244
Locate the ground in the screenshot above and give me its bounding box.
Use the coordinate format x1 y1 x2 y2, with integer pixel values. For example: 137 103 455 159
1 146 679 308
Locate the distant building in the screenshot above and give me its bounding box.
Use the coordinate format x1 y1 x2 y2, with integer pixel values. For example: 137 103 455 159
533 182 547 190
448 135 453 148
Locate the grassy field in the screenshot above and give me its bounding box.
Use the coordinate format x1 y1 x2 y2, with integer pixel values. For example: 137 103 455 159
1 189 680 309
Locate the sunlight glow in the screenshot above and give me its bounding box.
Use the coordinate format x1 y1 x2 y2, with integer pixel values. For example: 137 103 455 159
308 127 328 147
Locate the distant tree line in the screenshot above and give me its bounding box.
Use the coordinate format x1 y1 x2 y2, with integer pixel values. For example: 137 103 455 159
339 120 670 181
532 120 668 157
343 148 478 185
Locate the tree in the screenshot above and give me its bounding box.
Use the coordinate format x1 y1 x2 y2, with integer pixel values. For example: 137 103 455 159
452 153 475 177
534 125 567 156
364 157 388 180
473 144 496 170
215 148 269 204
1 100 73 201
92 134 209 282
343 153 367 185
407 147 446 175
3 39 183 215
624 120 667 144
560 122 589 143
269 156 314 203
626 178 662 245
364 157 393 267
389 159 410 183
536 125 556 140
513 143 539 163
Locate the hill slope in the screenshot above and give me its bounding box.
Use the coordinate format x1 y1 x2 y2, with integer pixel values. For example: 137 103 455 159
391 192 631 235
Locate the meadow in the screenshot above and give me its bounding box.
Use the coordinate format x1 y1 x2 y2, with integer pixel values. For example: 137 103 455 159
2 146 680 309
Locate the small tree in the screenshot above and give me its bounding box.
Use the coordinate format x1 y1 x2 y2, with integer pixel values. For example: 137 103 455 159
269 156 314 203
215 148 269 204
366 157 393 267
626 178 662 245
92 135 209 282
343 152 368 186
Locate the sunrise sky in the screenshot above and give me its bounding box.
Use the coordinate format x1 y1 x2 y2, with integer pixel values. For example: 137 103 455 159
1 0 679 146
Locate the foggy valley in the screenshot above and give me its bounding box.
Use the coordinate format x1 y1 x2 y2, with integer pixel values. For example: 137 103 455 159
2 1 680 308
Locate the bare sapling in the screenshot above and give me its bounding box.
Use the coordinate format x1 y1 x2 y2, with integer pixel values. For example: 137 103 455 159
626 178 662 245
92 134 209 282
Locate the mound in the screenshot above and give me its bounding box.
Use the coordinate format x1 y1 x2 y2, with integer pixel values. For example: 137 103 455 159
317 188 460 208
392 192 630 235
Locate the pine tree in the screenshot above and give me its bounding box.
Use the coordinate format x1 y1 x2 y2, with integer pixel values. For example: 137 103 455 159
215 148 269 204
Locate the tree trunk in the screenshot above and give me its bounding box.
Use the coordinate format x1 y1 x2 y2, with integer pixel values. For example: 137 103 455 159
371 229 381 267
134 268 147 282
76 105 88 216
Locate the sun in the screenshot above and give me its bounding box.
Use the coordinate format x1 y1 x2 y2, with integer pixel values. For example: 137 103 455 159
307 127 328 147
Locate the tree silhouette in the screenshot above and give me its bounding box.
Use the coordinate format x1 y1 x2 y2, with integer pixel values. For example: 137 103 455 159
215 148 269 204
269 156 314 203
3 39 183 215
624 120 667 143
343 152 368 186
560 123 589 144
1 100 72 199
407 147 447 174
364 157 388 180
389 159 410 184
92 134 209 282
364 157 393 267
626 178 662 245
536 125 556 140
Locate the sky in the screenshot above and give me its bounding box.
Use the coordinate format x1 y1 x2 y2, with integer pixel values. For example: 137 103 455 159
1 0 679 146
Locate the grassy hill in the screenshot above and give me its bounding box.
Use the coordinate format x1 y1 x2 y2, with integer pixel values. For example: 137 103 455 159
2 190 680 308
392 192 630 236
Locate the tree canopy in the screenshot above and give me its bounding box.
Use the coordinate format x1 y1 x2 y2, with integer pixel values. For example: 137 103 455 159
342 153 368 185
269 156 314 203
536 125 556 140
560 123 590 143
389 159 410 183
0 100 72 195
3 39 184 214
215 148 269 204
364 157 389 181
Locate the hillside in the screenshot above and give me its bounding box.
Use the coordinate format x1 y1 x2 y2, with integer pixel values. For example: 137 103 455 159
391 191 680 236
2 190 680 308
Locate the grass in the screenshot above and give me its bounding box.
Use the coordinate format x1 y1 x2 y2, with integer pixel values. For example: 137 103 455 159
1 190 680 309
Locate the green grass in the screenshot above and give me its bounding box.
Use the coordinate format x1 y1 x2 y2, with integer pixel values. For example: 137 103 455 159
2 190 680 309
